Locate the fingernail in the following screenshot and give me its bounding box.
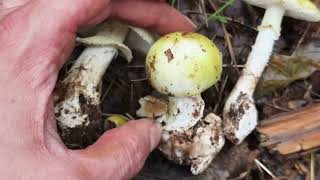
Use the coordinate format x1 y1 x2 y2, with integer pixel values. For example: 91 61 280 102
183 15 197 30
149 122 162 151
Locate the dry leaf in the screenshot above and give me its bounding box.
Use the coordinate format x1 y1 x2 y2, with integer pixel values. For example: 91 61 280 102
255 41 320 97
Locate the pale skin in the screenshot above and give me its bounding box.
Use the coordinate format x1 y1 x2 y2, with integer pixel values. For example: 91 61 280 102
0 0 195 179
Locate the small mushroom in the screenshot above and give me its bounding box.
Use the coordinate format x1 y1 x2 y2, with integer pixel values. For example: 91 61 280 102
54 20 154 147
139 32 224 174
223 0 320 144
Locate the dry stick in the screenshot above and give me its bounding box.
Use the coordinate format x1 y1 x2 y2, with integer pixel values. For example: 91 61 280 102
293 23 311 56
200 0 208 27
223 64 245 68
222 25 238 68
254 159 279 180
208 0 239 72
297 82 320 99
183 10 258 31
265 102 291 112
126 65 145 68
214 76 228 113
129 83 134 115
130 77 147 82
311 153 315 180
258 103 320 155
101 78 116 102
317 162 320 180
255 163 266 180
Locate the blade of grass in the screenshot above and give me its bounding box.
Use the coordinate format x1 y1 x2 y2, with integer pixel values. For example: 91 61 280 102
208 0 235 22
171 0 176 6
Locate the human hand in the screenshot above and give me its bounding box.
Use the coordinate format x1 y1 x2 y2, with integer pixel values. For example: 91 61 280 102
0 0 195 179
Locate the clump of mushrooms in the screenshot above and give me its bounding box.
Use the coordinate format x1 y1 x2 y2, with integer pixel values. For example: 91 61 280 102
223 0 320 144
54 20 154 146
137 32 225 174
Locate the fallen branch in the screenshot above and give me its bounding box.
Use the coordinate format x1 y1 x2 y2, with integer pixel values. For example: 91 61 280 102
258 103 320 155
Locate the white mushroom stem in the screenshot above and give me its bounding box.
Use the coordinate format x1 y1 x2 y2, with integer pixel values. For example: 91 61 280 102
137 95 205 131
223 5 285 143
158 96 205 132
54 21 129 145
56 46 121 128
136 95 225 175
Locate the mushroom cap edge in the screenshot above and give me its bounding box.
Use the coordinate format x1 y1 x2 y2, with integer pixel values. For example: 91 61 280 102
244 0 320 22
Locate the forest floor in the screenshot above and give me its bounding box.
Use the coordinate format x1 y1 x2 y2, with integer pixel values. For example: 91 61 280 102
57 0 320 179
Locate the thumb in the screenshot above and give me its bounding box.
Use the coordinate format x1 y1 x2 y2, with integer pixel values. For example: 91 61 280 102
71 119 162 180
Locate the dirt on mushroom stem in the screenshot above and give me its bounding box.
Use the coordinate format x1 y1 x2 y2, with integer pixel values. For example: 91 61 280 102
56 0 320 178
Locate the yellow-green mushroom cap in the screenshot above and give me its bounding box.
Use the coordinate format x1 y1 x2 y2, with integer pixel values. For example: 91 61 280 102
244 0 320 22
146 32 222 97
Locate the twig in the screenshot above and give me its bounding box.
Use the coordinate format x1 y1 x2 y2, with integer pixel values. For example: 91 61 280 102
125 113 135 120
229 171 249 180
101 78 116 102
130 83 134 114
265 102 291 112
222 24 238 69
311 153 315 180
254 159 279 180
199 0 208 27
292 23 311 56
208 0 240 75
255 163 266 180
223 64 245 68
214 75 229 113
182 10 257 31
130 77 148 82
113 80 127 92
297 82 320 98
195 0 236 31
126 65 145 68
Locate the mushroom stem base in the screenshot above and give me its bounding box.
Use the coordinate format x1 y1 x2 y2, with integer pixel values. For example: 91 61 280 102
223 6 285 144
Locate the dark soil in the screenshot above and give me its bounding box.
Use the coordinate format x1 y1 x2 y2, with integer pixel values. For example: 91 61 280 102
56 0 320 179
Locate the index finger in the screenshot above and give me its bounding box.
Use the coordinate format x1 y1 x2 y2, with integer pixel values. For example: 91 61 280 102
82 0 196 34
110 0 196 34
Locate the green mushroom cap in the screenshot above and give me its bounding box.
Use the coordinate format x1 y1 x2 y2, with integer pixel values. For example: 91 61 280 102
146 32 223 97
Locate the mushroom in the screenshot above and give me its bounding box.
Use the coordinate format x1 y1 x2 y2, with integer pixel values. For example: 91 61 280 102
223 0 320 144
138 32 225 174
54 20 154 147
